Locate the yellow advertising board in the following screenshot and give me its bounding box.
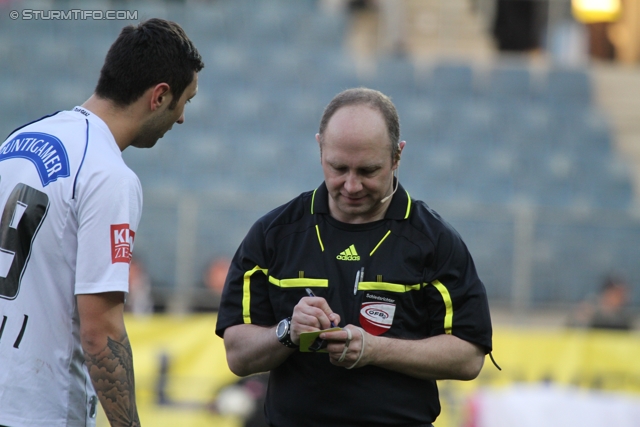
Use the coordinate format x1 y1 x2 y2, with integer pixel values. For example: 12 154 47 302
96 315 640 427
97 314 240 427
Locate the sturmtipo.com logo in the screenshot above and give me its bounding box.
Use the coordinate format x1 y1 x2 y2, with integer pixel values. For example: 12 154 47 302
9 9 138 20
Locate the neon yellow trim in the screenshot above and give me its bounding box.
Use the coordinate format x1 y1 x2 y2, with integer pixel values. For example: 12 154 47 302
404 190 411 219
311 188 317 214
268 277 329 288
315 224 324 252
358 281 421 293
431 280 453 334
243 266 268 324
370 230 391 256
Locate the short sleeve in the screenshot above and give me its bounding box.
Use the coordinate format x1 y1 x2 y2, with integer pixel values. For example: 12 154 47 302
74 170 142 295
215 218 277 338
424 225 493 353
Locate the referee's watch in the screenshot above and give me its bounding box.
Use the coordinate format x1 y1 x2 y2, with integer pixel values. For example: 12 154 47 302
276 317 298 349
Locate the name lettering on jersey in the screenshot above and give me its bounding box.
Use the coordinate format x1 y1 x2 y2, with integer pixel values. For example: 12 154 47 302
336 244 360 261
111 224 135 264
0 132 70 186
73 106 90 117
365 293 395 304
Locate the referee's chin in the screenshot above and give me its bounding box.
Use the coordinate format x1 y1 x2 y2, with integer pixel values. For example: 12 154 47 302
332 196 384 223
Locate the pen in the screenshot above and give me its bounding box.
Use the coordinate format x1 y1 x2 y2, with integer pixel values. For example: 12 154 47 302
305 288 336 328
353 267 364 295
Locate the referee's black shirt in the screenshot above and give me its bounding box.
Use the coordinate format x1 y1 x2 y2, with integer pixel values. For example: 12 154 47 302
216 182 493 427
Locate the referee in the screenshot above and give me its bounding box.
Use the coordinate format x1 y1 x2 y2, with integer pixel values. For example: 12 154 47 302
216 88 493 427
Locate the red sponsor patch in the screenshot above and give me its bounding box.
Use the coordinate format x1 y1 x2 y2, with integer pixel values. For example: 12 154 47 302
110 224 135 264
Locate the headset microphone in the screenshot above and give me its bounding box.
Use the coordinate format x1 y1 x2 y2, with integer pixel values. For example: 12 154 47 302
380 164 399 204
380 143 402 204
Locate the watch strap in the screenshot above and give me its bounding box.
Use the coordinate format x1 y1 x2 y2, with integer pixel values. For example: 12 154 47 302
277 317 299 349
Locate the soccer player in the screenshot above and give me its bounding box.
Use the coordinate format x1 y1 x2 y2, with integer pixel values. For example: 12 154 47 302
0 18 203 427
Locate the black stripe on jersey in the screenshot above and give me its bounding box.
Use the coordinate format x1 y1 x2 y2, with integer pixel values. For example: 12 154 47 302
12 315 28 348
0 316 6 341
4 111 62 140
72 118 90 200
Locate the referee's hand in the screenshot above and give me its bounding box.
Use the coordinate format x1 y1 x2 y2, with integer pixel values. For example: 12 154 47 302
290 296 340 344
322 325 369 369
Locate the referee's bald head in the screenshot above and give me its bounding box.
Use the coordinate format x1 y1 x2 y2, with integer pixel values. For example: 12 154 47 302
318 88 401 162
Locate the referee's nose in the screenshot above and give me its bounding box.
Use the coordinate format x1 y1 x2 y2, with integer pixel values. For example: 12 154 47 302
177 113 185 124
344 172 363 194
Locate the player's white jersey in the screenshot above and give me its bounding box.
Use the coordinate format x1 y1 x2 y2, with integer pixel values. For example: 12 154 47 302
0 106 142 427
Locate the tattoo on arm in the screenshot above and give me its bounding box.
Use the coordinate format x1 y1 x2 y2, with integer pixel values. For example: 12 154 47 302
84 334 141 427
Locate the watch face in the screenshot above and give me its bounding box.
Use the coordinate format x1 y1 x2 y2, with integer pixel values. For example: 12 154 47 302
276 318 288 338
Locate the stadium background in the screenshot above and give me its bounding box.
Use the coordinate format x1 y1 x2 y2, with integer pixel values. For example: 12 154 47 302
1 0 639 425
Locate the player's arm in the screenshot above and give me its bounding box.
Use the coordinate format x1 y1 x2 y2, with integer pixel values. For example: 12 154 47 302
325 328 485 380
223 296 340 377
78 292 140 427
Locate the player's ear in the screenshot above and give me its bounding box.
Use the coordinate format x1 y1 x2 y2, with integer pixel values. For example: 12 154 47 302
149 83 171 111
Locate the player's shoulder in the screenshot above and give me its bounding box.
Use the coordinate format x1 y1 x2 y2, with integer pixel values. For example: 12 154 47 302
81 143 139 188
0 110 103 187
4 110 85 147
65 109 140 190
2 108 111 160
78 113 134 175
4 110 66 138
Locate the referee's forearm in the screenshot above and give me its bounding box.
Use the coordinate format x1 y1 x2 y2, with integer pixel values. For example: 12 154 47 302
369 333 485 381
223 324 294 376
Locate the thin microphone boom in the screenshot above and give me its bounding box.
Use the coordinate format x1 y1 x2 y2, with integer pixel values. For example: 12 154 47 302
380 166 399 204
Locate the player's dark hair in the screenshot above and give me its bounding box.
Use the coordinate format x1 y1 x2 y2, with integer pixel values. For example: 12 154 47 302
318 88 400 162
95 18 204 109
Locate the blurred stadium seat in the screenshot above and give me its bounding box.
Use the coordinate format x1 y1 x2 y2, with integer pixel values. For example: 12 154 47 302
543 68 593 109
429 62 476 102
1 0 638 309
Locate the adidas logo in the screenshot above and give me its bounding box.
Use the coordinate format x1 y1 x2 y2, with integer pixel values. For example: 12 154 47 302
336 244 360 261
